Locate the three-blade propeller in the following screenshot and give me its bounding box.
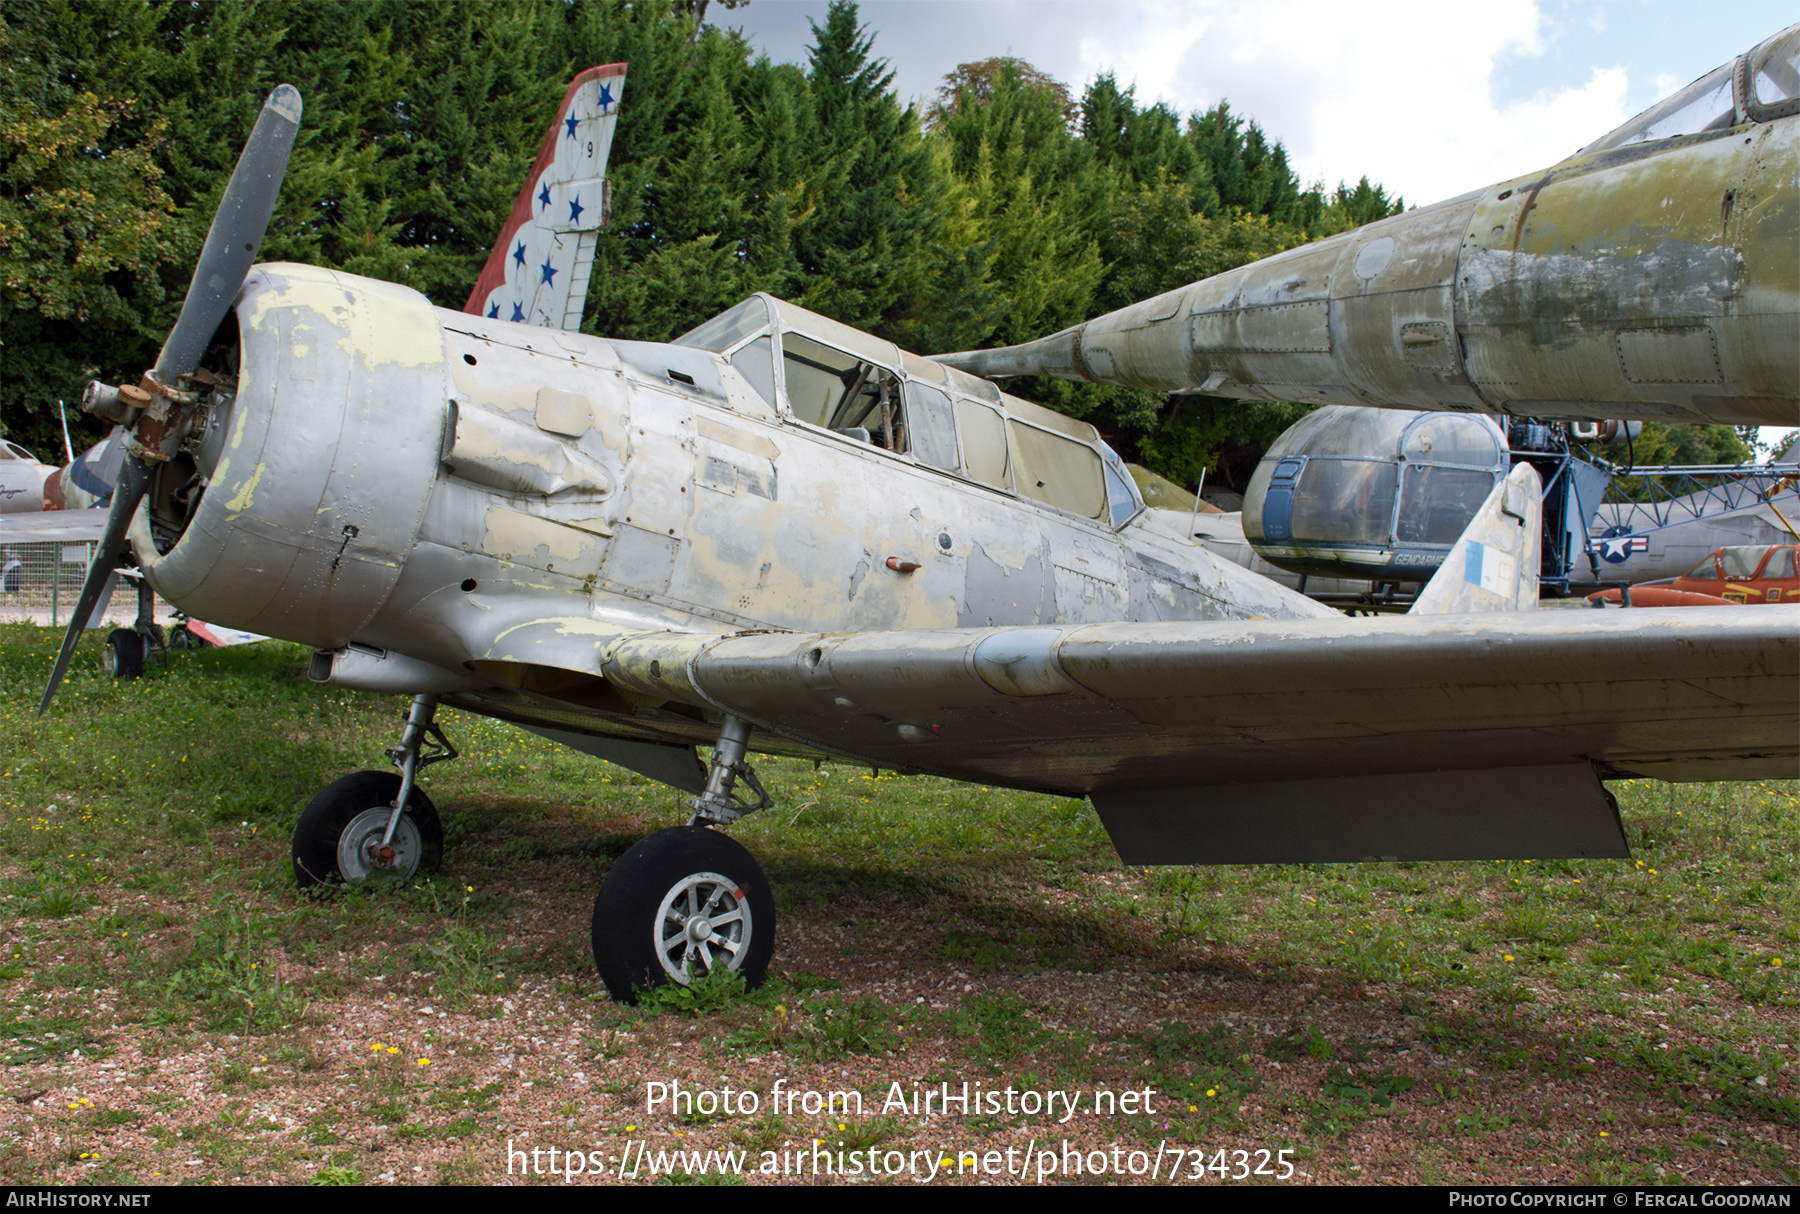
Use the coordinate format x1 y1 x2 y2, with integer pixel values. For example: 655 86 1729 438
38 84 302 715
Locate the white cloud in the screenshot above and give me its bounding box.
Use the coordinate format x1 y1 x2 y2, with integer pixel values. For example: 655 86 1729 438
1055 0 1635 204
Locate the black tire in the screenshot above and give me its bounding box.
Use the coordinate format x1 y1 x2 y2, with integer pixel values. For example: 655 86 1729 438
292 770 443 890
103 628 144 680
169 624 208 651
592 825 775 1003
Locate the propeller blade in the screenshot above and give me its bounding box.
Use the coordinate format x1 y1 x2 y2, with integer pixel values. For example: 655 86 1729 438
37 456 152 715
155 84 302 380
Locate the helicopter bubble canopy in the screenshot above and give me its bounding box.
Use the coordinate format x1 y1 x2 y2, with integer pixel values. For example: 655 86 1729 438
1243 406 1508 581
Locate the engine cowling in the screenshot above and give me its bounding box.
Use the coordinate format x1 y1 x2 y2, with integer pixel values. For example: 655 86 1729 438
130 263 451 649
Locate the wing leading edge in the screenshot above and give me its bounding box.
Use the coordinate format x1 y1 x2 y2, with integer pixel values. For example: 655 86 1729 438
595 607 1798 864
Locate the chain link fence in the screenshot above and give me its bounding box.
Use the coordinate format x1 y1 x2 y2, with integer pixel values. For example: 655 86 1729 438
0 540 174 627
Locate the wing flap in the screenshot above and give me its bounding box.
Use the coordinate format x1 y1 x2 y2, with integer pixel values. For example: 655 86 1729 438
1093 764 1627 864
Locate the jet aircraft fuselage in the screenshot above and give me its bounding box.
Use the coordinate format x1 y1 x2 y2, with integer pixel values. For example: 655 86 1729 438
938 24 1800 430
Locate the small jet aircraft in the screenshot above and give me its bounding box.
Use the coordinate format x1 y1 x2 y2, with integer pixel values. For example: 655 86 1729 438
1587 542 1800 607
936 24 1800 430
37 47 1798 1003
0 438 62 513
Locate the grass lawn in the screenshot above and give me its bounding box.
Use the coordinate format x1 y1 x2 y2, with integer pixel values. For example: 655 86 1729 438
1 624 1794 1184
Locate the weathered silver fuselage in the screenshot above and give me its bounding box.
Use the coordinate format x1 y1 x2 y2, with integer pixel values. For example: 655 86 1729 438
131 263 1327 753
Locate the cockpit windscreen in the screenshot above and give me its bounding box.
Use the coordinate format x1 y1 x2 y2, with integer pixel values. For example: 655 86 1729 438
1585 61 1735 152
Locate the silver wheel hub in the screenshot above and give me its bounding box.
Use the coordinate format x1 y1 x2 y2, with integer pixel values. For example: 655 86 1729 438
337 807 423 882
655 872 751 984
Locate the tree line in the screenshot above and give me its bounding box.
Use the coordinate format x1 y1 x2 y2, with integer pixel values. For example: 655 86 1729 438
0 0 1745 483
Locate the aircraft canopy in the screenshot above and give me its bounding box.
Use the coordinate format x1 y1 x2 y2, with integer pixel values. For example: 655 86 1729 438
676 295 1144 529
1587 22 1799 153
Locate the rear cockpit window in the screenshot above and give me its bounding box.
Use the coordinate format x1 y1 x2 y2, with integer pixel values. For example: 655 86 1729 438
1008 420 1106 519
1751 24 1800 112
958 401 1010 490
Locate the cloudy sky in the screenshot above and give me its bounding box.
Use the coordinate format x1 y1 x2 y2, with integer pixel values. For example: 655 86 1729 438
729 1 1794 455
728 0 1793 206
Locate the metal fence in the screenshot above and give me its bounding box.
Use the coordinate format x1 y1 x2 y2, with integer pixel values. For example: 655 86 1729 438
0 540 172 627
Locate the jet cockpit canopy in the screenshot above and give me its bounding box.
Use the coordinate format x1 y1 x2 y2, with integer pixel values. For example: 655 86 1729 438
1584 21 1800 153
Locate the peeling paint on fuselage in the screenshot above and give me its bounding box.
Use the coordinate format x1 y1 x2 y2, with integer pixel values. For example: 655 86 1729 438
143 262 1332 750
223 462 265 513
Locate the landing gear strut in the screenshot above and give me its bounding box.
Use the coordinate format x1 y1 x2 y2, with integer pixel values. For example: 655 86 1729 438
683 714 772 825
292 694 454 888
102 577 166 681
591 715 776 1002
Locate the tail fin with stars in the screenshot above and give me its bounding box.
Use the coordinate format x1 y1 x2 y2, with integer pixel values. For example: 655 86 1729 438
464 64 625 331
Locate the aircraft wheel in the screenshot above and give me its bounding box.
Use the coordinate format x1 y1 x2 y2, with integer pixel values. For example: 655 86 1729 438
591 825 774 1003
102 628 145 681
292 770 443 890
169 624 208 651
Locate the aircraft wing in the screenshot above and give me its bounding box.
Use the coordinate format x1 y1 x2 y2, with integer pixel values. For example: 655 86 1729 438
592 607 1797 864
0 507 110 544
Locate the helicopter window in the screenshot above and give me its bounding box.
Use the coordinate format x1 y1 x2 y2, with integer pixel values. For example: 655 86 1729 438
1290 459 1397 546
958 401 1010 490
1008 419 1106 519
729 335 777 409
1586 61 1735 152
1402 414 1503 467
1396 466 1496 544
1751 25 1800 108
903 380 959 471
673 298 772 352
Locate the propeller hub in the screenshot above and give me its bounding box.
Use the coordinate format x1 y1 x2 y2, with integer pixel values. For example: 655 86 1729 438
121 370 202 463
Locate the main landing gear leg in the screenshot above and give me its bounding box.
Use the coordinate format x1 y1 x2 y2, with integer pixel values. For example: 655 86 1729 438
591 715 776 1003
683 714 773 826
292 694 455 888
103 578 168 681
